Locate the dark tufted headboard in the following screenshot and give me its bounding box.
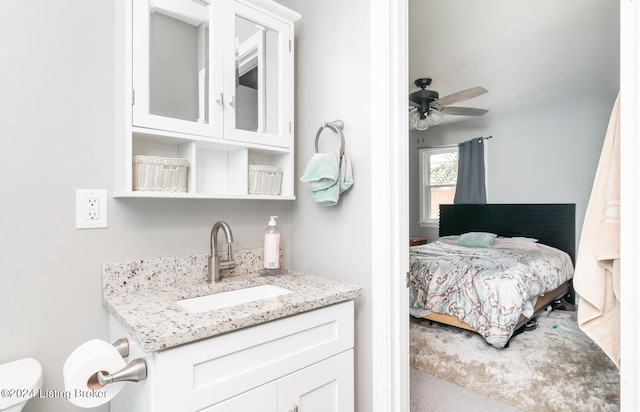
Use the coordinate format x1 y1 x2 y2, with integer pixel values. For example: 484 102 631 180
439 203 576 263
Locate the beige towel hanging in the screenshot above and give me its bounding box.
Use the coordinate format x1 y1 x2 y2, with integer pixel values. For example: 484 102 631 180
574 93 620 368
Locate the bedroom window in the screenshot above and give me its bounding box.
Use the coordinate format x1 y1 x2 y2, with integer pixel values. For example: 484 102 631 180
419 147 458 227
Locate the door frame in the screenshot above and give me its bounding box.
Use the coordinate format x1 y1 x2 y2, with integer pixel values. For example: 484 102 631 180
619 0 639 409
370 0 410 411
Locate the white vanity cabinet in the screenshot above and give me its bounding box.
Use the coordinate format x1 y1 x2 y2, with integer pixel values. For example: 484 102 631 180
206 351 353 412
114 0 300 198
109 301 355 412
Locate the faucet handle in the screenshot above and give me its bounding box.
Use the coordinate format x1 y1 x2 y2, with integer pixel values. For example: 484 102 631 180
226 243 234 261
219 259 236 270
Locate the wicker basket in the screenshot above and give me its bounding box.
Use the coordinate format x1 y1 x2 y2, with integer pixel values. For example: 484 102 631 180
132 155 189 192
248 164 283 195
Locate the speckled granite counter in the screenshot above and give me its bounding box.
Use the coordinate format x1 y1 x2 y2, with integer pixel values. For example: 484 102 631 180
103 250 363 352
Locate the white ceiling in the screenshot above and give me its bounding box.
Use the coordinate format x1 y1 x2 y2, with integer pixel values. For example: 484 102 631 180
408 0 620 125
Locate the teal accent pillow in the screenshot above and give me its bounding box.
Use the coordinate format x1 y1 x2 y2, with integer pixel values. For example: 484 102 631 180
456 232 497 248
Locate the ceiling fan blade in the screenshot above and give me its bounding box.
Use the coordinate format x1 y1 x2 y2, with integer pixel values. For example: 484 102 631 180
431 86 488 108
440 106 489 116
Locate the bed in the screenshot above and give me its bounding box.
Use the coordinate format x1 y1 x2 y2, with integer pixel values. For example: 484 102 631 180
409 203 576 348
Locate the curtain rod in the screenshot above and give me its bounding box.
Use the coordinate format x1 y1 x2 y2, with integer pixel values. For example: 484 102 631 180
417 135 492 149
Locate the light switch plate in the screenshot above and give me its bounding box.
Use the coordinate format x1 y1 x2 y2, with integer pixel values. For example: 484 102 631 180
76 189 108 229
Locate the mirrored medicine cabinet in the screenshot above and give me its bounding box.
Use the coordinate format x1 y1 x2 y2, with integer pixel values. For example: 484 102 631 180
115 0 300 199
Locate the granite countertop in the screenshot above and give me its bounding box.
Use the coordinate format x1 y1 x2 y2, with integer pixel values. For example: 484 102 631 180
103 251 363 352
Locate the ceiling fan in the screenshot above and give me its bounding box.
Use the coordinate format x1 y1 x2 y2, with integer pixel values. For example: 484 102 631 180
408 78 489 130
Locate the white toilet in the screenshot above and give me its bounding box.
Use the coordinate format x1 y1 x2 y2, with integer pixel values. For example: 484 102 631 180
0 358 43 412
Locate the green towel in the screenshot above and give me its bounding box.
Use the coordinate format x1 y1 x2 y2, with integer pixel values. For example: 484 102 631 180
300 150 353 206
300 151 340 191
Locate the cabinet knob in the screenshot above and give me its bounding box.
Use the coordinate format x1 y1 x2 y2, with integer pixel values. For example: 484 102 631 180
216 93 224 105
228 95 237 108
289 406 299 412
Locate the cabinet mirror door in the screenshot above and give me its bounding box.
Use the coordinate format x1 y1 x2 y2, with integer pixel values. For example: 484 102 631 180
133 0 223 137
225 3 292 147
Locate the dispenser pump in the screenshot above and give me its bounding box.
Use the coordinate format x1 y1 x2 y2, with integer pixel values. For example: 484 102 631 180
268 216 278 226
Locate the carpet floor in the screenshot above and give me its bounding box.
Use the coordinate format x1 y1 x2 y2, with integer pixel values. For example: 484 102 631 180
410 310 620 412
411 366 523 412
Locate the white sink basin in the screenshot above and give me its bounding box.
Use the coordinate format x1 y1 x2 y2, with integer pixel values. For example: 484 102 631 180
176 284 294 313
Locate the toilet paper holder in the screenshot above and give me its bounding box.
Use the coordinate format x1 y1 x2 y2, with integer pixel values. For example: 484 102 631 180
88 338 147 389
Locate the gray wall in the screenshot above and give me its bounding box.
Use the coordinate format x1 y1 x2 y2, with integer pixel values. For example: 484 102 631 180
409 91 619 246
0 2 291 412
276 1 374 411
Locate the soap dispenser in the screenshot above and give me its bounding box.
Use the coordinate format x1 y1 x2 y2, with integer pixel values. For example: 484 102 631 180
263 216 281 274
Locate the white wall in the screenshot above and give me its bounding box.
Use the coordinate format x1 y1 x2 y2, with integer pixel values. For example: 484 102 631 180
0 2 291 412
409 91 619 244
275 0 374 410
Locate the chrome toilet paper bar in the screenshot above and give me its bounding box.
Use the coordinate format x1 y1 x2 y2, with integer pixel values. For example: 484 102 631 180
88 338 147 389
112 338 129 358
96 358 147 386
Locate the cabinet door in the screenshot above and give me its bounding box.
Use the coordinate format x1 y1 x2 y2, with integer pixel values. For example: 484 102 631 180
223 1 293 148
278 350 354 412
201 382 277 412
132 0 224 137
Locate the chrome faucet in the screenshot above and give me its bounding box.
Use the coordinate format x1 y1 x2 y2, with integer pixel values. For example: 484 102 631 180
208 221 236 283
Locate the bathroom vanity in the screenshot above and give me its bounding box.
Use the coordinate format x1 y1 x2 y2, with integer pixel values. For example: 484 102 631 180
103 252 363 412
109 302 354 412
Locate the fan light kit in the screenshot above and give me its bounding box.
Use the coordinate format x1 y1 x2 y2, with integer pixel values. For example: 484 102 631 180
408 78 489 130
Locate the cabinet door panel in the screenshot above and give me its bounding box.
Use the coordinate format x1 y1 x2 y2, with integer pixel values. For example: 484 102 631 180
133 0 224 137
223 1 293 148
278 350 354 412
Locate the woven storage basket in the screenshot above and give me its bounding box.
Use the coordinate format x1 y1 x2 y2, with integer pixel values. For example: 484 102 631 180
133 155 189 192
248 164 283 195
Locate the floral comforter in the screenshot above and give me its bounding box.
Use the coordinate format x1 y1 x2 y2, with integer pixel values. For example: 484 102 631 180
409 237 574 347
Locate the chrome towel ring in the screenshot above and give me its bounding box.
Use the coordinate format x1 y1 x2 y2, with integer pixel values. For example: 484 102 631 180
315 120 345 158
